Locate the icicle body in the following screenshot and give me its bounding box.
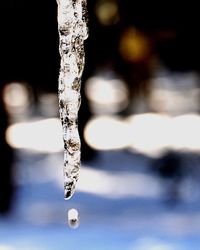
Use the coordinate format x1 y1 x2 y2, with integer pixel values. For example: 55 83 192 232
57 0 88 199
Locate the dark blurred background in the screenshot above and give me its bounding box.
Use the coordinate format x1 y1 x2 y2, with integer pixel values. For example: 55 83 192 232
1 0 200 249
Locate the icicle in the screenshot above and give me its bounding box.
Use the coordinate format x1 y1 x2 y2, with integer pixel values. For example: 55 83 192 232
56 0 88 200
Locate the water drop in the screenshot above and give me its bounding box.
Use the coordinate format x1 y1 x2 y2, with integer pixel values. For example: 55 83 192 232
68 208 80 229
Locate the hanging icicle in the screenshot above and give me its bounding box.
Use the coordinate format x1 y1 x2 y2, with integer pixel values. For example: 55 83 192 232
56 0 88 200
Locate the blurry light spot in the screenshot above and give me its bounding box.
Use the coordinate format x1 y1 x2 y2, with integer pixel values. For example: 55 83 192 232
149 72 200 115
127 113 200 156
3 82 32 114
127 113 171 157
75 166 161 199
84 112 200 156
95 0 119 26
0 246 13 250
85 75 128 114
6 118 63 153
119 28 151 62
132 238 177 250
171 114 200 151
84 116 130 150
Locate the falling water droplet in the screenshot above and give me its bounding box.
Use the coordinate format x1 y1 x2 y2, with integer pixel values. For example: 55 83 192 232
68 208 80 229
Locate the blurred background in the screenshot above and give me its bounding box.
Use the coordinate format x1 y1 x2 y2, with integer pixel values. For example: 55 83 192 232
1 0 200 249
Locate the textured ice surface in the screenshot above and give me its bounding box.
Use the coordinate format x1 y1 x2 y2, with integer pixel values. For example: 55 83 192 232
57 0 88 199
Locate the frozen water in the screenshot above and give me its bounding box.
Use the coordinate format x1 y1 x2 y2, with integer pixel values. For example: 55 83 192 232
56 0 88 200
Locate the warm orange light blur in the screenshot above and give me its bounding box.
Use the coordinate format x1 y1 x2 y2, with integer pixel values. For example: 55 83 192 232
119 27 151 62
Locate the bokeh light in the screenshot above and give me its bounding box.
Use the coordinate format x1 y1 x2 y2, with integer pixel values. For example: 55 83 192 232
84 116 130 150
3 82 32 116
6 118 63 153
95 0 119 26
85 74 128 114
119 27 151 62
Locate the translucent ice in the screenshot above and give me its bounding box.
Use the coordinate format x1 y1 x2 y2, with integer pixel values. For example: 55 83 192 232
56 0 88 200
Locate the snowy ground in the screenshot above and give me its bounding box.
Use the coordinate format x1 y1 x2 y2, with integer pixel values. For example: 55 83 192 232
1 149 200 250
